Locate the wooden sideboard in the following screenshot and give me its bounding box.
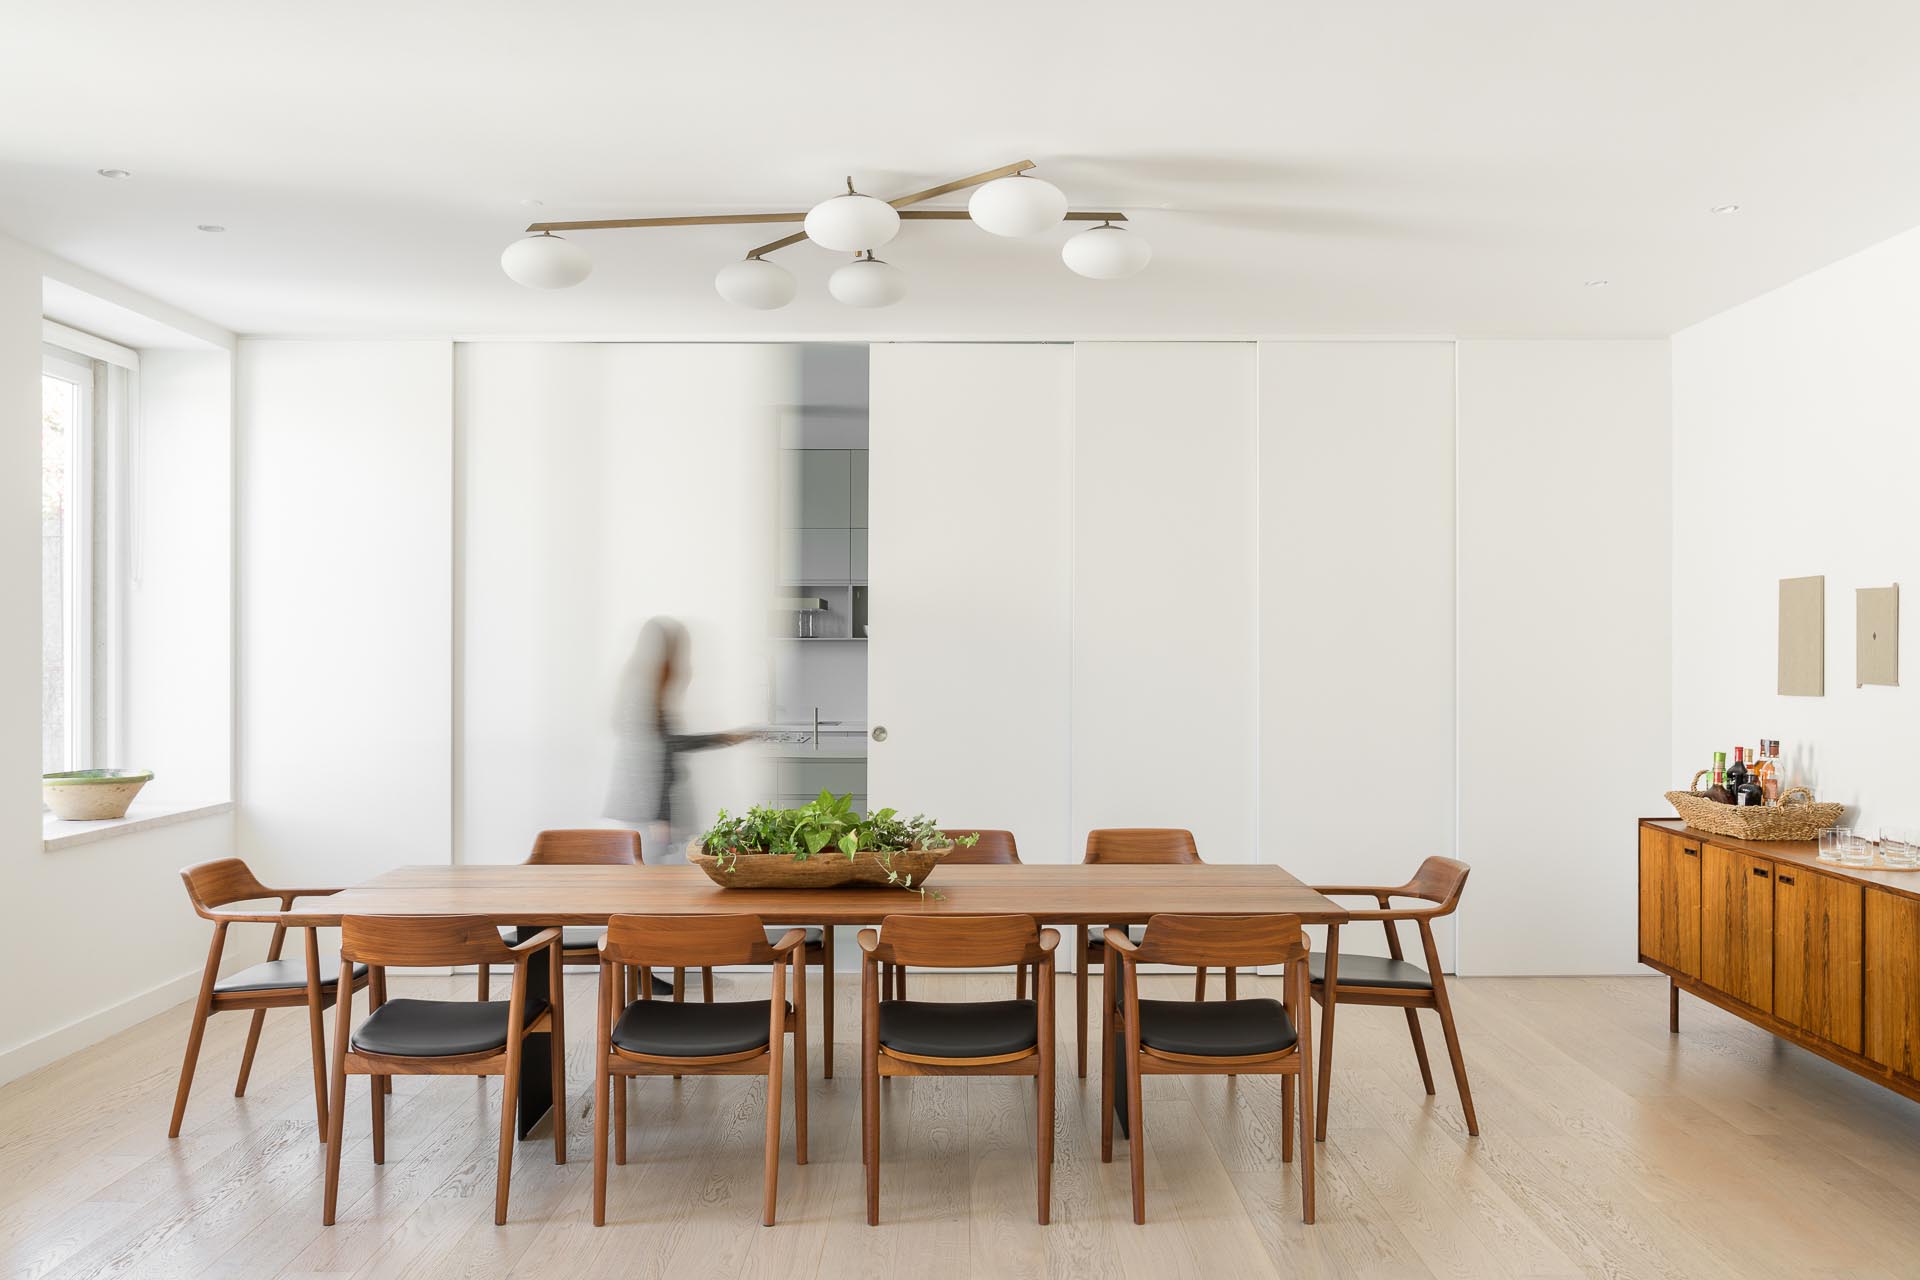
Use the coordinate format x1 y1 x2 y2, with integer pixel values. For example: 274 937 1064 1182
1638 817 1920 1104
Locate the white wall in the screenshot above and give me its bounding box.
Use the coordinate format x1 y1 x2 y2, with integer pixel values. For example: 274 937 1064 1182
1071 343 1261 861
1259 341 1457 958
129 349 233 807
236 340 453 884
1672 225 1920 835
1456 340 1672 975
457 343 780 866
0 235 240 1084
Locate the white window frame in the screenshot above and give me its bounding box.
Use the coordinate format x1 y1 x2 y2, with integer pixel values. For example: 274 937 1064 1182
41 322 138 775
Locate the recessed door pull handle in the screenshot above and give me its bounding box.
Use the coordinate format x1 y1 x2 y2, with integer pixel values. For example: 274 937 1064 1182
1753 866 1769 878
1778 874 1795 885
1682 847 1699 857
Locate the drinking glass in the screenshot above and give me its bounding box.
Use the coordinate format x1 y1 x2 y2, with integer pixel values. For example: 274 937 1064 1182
1817 827 1843 862
1841 832 1876 867
1882 830 1920 869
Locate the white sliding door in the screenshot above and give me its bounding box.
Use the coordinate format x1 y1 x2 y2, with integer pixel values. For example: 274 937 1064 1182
867 344 1074 861
1071 343 1260 862
1259 341 1456 958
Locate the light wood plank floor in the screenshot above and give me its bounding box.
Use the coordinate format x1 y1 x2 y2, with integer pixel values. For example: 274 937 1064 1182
6 970 1920 1279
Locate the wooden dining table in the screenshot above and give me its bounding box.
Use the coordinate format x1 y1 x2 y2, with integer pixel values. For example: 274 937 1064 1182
285 862 1351 1140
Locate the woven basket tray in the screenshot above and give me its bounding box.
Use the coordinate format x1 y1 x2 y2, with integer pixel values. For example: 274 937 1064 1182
688 843 948 889
1664 770 1845 841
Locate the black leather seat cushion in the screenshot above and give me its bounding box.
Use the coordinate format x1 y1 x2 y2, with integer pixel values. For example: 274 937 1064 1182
1138 998 1297 1057
496 925 605 950
878 999 1037 1058
765 926 825 946
611 999 784 1058
215 956 367 994
352 996 549 1057
1308 952 1431 990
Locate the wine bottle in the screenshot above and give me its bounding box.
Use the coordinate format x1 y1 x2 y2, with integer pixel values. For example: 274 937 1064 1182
1713 751 1727 788
1726 746 1749 795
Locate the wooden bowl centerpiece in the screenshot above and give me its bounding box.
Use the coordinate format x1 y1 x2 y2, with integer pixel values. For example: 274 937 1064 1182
691 791 978 892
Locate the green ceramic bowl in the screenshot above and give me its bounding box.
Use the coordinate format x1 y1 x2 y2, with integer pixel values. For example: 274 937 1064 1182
43 769 155 821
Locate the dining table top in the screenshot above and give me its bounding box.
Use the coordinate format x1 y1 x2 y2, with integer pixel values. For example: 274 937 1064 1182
283 862 1351 928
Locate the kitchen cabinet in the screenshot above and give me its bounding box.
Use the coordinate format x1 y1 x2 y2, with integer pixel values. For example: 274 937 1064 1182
850 530 868 583
851 451 867 528
1865 887 1920 1076
1638 825 1700 977
780 529 851 584
1699 842 1772 1012
782 449 853 529
1773 865 1862 1052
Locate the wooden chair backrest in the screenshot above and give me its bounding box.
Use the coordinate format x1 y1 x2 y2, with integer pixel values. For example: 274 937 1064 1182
603 914 776 967
527 828 642 866
1127 914 1304 968
938 829 1020 865
180 858 278 915
341 915 521 966
1402 857 1470 915
1083 828 1201 865
871 914 1046 968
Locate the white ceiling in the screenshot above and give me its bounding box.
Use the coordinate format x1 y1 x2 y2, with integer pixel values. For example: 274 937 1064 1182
5 1 1920 339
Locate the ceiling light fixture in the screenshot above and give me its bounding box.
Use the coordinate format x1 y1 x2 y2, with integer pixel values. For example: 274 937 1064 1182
97 168 131 179
827 251 907 308
804 178 902 252
714 255 798 310
1584 279 1610 288
1709 204 1741 214
968 172 1068 237
500 231 593 289
197 224 226 233
500 159 1148 306
1062 222 1152 279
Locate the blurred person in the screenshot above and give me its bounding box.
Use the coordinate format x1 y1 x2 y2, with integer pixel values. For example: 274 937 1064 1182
604 617 753 863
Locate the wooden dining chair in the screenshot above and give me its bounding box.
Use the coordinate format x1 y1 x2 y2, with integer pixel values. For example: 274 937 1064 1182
1074 828 1228 1078
476 828 715 1007
881 829 1033 1001
593 915 808 1227
1102 914 1315 1224
322 916 565 1226
171 858 372 1140
859 914 1058 1226
1309 856 1476 1139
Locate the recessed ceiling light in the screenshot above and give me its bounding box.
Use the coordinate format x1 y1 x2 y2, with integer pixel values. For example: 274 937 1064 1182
197 224 225 233
97 168 131 179
521 198 544 208
1584 279 1610 288
1710 204 1741 214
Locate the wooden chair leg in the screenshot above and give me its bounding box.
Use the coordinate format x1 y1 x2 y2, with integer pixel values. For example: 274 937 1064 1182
1100 953 1117 1164
550 1012 568 1166
1315 924 1340 1143
1431 983 1478 1136
304 929 330 1136
594 1061 611 1226
763 1010 787 1226
673 968 686 1001
1225 967 1237 999
477 962 491 1000
821 931 835 1081
792 976 810 1167
1281 1073 1294 1163
703 967 715 1003
321 975 353 1224
1294 960 1316 1224
371 1073 386 1164
1017 963 1028 1001
1037 963 1055 1226
496 1040 522 1225
614 1062 628 1165
1194 967 1207 1000
1125 1000 1146 1224
1405 1007 1436 1094
234 1009 267 1096
170 927 227 1139
863 964 881 1224
1075 926 1089 1079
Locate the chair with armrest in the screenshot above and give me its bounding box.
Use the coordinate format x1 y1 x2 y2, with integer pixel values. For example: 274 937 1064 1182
322 916 565 1225
881 829 1030 1001
171 858 373 1139
477 828 714 1006
593 914 808 1226
859 914 1058 1225
1074 828 1227 1079
1308 856 1476 1139
1103 914 1315 1223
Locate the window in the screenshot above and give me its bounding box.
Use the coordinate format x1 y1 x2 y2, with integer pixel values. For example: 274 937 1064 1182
41 333 130 777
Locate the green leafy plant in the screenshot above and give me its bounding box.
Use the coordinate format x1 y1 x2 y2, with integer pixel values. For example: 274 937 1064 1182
697 791 977 895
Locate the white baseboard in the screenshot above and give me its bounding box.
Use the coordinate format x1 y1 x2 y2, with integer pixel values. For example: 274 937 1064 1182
0 967 202 1086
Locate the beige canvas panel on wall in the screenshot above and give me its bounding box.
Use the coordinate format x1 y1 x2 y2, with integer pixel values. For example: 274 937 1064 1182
1778 575 1825 696
1857 584 1899 687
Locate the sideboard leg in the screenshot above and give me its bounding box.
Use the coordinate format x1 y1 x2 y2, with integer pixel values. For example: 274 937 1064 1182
1669 977 1679 1033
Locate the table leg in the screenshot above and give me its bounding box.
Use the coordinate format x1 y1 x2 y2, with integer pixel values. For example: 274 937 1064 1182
1316 922 1339 1143
515 927 554 1139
